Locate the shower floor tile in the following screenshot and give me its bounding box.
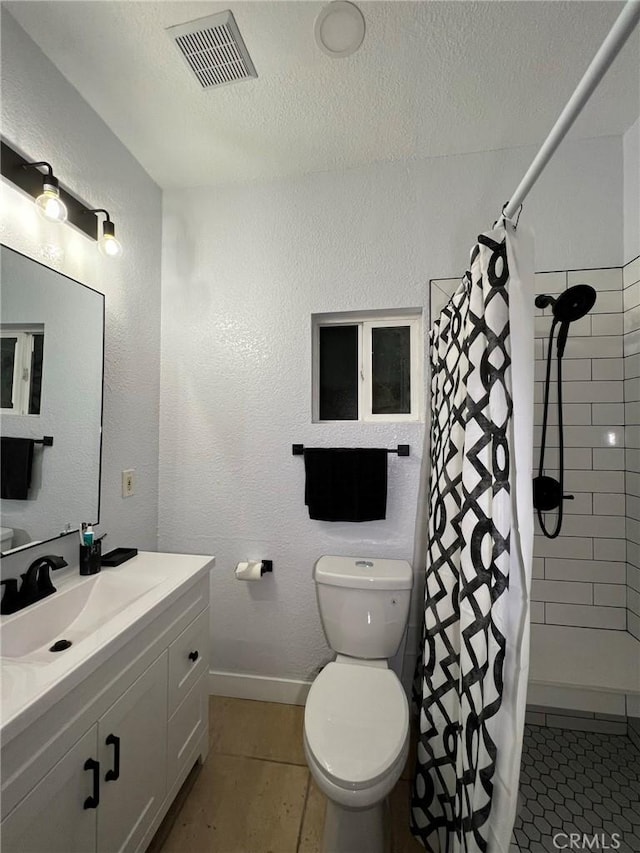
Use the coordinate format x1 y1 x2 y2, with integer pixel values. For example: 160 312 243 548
512 724 640 853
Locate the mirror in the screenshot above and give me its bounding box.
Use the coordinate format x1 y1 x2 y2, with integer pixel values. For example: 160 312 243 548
0 245 104 554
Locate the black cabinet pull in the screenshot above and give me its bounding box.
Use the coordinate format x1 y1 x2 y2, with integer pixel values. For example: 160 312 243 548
83 758 100 809
188 650 199 662
105 734 120 781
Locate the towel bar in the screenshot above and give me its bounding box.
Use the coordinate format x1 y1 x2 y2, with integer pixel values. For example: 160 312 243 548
5 436 53 446
292 444 409 457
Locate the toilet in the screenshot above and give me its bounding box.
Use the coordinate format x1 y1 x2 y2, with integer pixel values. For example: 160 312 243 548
0 527 14 552
303 555 413 853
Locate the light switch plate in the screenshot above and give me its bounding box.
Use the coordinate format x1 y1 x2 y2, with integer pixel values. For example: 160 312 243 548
122 469 135 498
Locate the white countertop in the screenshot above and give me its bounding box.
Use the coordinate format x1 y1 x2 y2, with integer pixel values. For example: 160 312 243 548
0 551 214 743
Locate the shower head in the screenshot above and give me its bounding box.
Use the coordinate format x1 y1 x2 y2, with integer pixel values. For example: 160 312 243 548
552 285 597 323
558 285 596 358
535 294 557 311
535 285 597 321
536 285 597 360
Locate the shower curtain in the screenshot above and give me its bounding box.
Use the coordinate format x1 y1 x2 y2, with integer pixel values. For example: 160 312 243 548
411 217 534 853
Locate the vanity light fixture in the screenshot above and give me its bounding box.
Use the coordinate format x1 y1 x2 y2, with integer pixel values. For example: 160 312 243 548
1 139 98 239
87 209 123 258
1 139 123 258
23 161 68 223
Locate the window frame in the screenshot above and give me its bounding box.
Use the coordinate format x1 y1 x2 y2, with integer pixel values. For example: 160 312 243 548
312 310 423 424
0 327 43 416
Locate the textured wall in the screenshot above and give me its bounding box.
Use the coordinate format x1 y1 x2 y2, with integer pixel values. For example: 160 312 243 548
0 11 162 578
161 136 624 686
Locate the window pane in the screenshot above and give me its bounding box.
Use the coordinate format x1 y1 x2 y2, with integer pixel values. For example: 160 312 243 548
319 325 358 420
1 337 17 409
371 326 411 414
29 333 44 415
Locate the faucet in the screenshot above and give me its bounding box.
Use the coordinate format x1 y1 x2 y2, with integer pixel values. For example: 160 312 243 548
20 555 69 606
0 578 21 615
0 555 69 615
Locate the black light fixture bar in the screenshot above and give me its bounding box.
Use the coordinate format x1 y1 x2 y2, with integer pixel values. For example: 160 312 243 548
0 139 98 240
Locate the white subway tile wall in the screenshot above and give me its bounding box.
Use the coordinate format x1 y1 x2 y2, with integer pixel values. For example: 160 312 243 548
432 267 635 635
534 268 629 631
625 255 640 640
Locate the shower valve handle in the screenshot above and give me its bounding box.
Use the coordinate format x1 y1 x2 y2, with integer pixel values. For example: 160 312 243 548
533 476 574 513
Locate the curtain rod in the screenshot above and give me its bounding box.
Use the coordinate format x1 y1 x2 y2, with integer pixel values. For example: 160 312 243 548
503 0 640 220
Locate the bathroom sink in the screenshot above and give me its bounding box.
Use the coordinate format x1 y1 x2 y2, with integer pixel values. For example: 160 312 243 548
1 571 165 660
0 552 215 746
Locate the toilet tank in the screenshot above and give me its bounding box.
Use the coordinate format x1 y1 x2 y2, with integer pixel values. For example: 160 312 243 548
314 556 413 659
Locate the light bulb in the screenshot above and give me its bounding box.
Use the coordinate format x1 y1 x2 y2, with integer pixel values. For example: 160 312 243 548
35 182 67 222
98 233 122 257
98 218 122 257
88 211 123 259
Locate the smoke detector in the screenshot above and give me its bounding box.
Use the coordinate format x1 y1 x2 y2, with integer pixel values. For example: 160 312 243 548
167 10 257 89
315 1 366 58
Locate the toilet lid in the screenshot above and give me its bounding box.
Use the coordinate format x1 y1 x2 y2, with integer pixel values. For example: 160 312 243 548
304 662 408 789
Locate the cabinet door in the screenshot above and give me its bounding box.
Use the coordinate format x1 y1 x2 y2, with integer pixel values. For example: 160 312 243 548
1 725 99 853
97 652 168 853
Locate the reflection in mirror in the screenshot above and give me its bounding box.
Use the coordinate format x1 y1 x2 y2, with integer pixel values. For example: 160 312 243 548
0 246 104 554
1 326 44 415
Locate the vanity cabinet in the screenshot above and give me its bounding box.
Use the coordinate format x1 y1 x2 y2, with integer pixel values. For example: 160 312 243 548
1 568 211 853
2 655 167 853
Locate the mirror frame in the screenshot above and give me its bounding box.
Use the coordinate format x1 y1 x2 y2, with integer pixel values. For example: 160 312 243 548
0 244 105 558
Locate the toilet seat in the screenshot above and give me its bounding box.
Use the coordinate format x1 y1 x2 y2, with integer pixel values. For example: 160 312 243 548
304 661 408 790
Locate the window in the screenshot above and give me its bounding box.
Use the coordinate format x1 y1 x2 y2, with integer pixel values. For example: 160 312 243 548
0 327 44 416
312 311 423 422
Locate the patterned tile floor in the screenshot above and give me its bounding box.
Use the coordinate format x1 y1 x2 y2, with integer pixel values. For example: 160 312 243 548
512 725 640 853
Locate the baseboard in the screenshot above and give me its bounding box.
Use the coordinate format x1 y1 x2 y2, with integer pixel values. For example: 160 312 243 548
209 670 312 705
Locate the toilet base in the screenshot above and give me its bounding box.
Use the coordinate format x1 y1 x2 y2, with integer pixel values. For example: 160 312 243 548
322 797 390 853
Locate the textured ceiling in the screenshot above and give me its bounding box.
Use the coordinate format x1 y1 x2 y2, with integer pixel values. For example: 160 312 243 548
6 1 640 189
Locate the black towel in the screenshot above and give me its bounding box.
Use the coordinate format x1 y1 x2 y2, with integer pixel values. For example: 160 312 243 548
303 448 388 522
1 437 34 500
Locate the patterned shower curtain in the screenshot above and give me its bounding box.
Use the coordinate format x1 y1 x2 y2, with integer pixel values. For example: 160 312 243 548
411 218 534 853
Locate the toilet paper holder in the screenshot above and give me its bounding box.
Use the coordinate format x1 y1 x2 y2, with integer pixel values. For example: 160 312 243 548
234 559 273 579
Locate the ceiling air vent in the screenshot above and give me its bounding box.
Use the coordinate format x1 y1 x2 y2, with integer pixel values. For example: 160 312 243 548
167 10 257 89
